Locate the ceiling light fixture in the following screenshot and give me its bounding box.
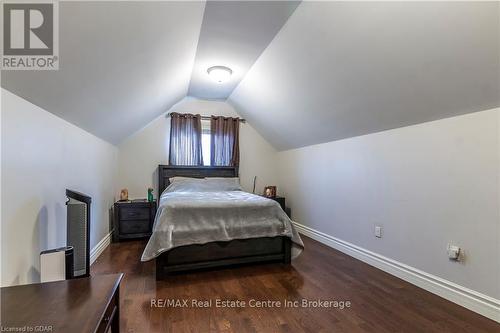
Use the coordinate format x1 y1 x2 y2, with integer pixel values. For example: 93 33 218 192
207 66 232 83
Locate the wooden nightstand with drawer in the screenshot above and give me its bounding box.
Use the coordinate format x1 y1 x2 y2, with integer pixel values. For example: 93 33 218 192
113 200 156 242
265 196 291 218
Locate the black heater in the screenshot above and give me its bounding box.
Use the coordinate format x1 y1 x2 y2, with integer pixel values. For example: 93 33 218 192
66 189 91 278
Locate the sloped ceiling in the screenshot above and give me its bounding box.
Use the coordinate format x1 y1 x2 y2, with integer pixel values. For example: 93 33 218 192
2 1 499 149
1 1 206 144
229 1 500 150
1 0 298 144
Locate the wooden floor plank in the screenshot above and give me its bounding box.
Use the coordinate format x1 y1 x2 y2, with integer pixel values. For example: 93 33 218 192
91 236 500 333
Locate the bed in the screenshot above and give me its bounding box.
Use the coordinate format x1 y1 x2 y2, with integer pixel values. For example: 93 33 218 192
142 165 303 280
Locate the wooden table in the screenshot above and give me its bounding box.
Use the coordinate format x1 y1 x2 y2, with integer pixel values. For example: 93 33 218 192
1 273 123 333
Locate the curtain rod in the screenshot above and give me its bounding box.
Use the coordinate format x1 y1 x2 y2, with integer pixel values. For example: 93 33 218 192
166 112 246 123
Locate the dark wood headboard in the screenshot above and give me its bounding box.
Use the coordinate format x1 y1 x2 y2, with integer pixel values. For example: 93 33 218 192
158 165 239 195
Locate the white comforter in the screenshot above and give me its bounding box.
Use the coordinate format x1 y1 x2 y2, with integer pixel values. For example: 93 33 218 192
141 190 304 261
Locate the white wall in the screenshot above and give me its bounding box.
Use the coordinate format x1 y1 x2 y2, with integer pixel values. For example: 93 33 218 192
1 89 118 286
117 97 278 198
277 108 500 299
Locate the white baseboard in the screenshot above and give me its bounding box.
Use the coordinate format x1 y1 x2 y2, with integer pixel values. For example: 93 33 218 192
90 232 112 265
292 222 500 323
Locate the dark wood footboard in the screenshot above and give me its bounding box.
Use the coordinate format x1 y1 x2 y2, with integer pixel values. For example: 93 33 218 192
156 236 291 280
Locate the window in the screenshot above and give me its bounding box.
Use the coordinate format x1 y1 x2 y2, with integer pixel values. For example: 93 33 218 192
201 119 211 166
169 115 239 167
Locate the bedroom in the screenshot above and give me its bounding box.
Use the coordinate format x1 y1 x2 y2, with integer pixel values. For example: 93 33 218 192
1 0 499 332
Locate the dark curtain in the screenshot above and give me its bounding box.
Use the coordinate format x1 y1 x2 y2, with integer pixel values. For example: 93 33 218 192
210 116 240 166
169 112 203 166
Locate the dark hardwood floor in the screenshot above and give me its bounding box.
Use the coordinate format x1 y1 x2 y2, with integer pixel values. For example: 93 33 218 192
91 236 500 333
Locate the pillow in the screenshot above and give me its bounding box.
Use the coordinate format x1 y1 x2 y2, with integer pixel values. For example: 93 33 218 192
169 176 202 183
164 177 242 193
204 177 242 191
164 180 206 193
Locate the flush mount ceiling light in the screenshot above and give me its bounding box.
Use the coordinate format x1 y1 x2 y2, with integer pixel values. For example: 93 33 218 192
207 66 232 83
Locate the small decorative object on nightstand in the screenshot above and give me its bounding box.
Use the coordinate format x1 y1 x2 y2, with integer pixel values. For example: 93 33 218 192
263 185 277 198
113 199 156 242
119 188 129 201
147 187 154 202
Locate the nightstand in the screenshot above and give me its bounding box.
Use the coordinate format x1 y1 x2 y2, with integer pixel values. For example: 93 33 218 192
113 200 156 242
267 196 291 218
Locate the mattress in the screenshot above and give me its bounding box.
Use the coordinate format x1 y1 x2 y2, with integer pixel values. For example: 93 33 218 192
141 189 303 261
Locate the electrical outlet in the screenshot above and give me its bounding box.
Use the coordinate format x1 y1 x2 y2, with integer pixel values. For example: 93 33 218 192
375 226 382 238
447 243 461 261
